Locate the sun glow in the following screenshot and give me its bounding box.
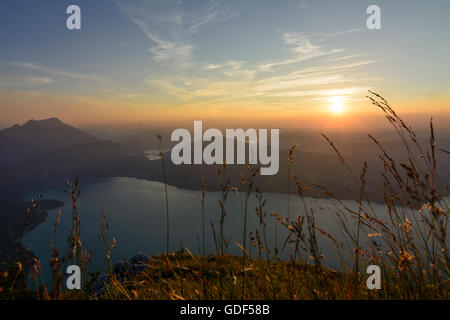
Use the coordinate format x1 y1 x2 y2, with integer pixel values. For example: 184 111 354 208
329 96 345 114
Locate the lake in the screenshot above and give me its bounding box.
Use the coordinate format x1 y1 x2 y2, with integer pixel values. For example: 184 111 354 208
22 177 393 283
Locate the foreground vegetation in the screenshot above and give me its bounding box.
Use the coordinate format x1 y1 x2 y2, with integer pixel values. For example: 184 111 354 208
0 92 448 300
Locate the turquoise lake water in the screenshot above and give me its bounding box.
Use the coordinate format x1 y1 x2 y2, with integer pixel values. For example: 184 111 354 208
22 177 393 283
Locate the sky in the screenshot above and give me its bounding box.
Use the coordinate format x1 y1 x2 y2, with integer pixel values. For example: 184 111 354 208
0 0 449 131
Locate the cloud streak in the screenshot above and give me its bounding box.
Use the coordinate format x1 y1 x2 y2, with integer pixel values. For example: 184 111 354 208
258 33 343 72
9 62 105 81
0 75 53 87
146 58 379 104
114 0 239 65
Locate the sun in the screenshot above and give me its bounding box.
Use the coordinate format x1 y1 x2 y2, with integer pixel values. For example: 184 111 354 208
329 96 345 114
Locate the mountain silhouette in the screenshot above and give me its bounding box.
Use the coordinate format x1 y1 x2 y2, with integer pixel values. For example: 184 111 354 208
0 117 100 164
0 117 145 198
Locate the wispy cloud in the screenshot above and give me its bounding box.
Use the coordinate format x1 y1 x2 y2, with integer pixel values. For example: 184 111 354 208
266 87 370 98
114 0 239 65
9 62 105 81
204 64 223 70
146 58 379 104
0 75 53 87
332 54 368 61
328 60 378 70
118 2 379 110
255 28 364 72
258 33 343 72
25 76 54 85
325 28 364 37
203 60 255 79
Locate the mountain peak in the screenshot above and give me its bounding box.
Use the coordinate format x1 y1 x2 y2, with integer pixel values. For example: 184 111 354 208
23 117 65 128
0 117 100 158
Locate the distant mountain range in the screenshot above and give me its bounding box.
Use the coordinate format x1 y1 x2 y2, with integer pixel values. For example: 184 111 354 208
0 117 448 244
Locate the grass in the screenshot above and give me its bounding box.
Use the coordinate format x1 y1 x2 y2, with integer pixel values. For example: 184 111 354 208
0 92 448 300
82 252 378 300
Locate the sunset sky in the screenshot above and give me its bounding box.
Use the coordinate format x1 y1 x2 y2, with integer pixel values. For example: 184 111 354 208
0 0 449 130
